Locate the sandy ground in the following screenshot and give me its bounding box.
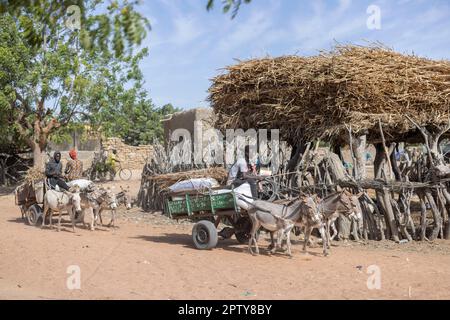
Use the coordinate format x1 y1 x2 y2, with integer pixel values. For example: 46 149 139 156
1 179 450 300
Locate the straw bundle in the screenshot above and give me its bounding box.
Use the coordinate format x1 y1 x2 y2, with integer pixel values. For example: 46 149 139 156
24 167 45 183
209 44 450 145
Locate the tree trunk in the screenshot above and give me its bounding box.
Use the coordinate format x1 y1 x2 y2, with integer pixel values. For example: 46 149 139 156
374 143 400 242
352 134 367 180
32 142 46 170
390 145 402 181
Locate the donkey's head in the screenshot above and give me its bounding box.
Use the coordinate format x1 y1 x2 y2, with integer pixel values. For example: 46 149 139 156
119 185 132 209
342 190 364 221
300 195 322 226
69 186 82 214
103 187 118 210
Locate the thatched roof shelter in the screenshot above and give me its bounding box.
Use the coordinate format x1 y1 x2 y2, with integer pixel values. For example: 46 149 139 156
209 45 450 146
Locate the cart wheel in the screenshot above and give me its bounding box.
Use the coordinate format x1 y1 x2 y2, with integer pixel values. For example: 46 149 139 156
258 178 278 201
234 217 252 244
192 220 218 250
235 231 251 244
26 204 43 226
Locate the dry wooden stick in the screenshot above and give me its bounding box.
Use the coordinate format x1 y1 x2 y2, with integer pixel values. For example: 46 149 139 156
378 120 394 180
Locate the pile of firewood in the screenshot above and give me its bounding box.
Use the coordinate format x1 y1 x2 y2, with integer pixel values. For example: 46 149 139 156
137 142 227 211
0 153 33 186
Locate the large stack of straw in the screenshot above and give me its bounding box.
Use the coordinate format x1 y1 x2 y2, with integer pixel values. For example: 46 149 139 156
209 44 450 145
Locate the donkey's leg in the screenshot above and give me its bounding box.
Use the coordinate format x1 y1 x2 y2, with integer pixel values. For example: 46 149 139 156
276 229 283 252
42 204 48 229
89 208 95 231
326 220 332 249
303 225 312 253
269 231 279 255
267 232 275 252
330 219 338 241
49 210 54 229
248 215 260 255
351 218 360 242
252 222 260 255
285 226 294 257
69 207 76 233
108 209 115 228
268 232 275 254
318 225 329 256
98 208 104 226
57 209 63 232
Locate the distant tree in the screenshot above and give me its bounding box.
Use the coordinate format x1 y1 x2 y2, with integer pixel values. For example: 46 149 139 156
95 99 181 146
206 0 251 18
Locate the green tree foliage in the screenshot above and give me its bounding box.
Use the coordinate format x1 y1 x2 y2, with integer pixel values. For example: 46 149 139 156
96 101 180 146
0 0 150 58
206 0 251 18
0 1 151 168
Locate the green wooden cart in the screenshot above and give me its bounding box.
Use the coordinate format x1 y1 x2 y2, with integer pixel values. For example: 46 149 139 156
164 190 252 250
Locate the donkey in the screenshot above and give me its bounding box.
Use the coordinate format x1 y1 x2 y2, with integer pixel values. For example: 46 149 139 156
318 190 364 248
244 195 327 257
116 185 132 210
79 186 118 230
92 187 118 228
42 187 82 232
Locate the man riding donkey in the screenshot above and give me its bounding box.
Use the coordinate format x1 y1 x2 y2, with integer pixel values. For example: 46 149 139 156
45 151 70 191
43 150 83 231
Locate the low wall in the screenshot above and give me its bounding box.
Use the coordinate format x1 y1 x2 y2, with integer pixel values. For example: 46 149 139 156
101 138 153 170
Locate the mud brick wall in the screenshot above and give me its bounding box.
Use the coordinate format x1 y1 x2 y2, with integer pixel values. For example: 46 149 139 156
101 138 154 170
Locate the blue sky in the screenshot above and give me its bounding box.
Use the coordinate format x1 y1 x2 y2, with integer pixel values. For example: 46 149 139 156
137 0 450 109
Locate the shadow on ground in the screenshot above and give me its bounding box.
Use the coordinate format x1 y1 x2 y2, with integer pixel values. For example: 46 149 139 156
132 233 320 257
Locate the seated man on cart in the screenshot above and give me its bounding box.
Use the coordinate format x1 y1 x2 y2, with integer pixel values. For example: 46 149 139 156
227 145 263 198
45 151 70 191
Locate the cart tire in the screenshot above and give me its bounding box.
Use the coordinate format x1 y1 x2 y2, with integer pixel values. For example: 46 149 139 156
234 217 252 244
26 204 43 226
235 231 251 244
192 220 218 250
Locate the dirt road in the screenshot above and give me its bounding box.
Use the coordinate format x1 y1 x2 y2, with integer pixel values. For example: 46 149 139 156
1 182 450 300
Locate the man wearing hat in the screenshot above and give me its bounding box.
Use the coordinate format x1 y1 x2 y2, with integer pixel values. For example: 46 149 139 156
65 148 83 181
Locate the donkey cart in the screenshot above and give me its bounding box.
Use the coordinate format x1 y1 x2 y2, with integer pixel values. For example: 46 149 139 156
164 189 253 250
15 180 45 226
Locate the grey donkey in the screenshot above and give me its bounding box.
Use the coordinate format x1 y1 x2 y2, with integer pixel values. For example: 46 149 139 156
318 190 364 249
242 195 328 257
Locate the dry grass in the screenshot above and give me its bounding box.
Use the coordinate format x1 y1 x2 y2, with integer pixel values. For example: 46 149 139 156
209 44 450 145
24 167 45 183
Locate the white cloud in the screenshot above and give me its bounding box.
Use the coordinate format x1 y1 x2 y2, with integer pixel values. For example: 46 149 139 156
171 15 204 46
216 10 275 53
